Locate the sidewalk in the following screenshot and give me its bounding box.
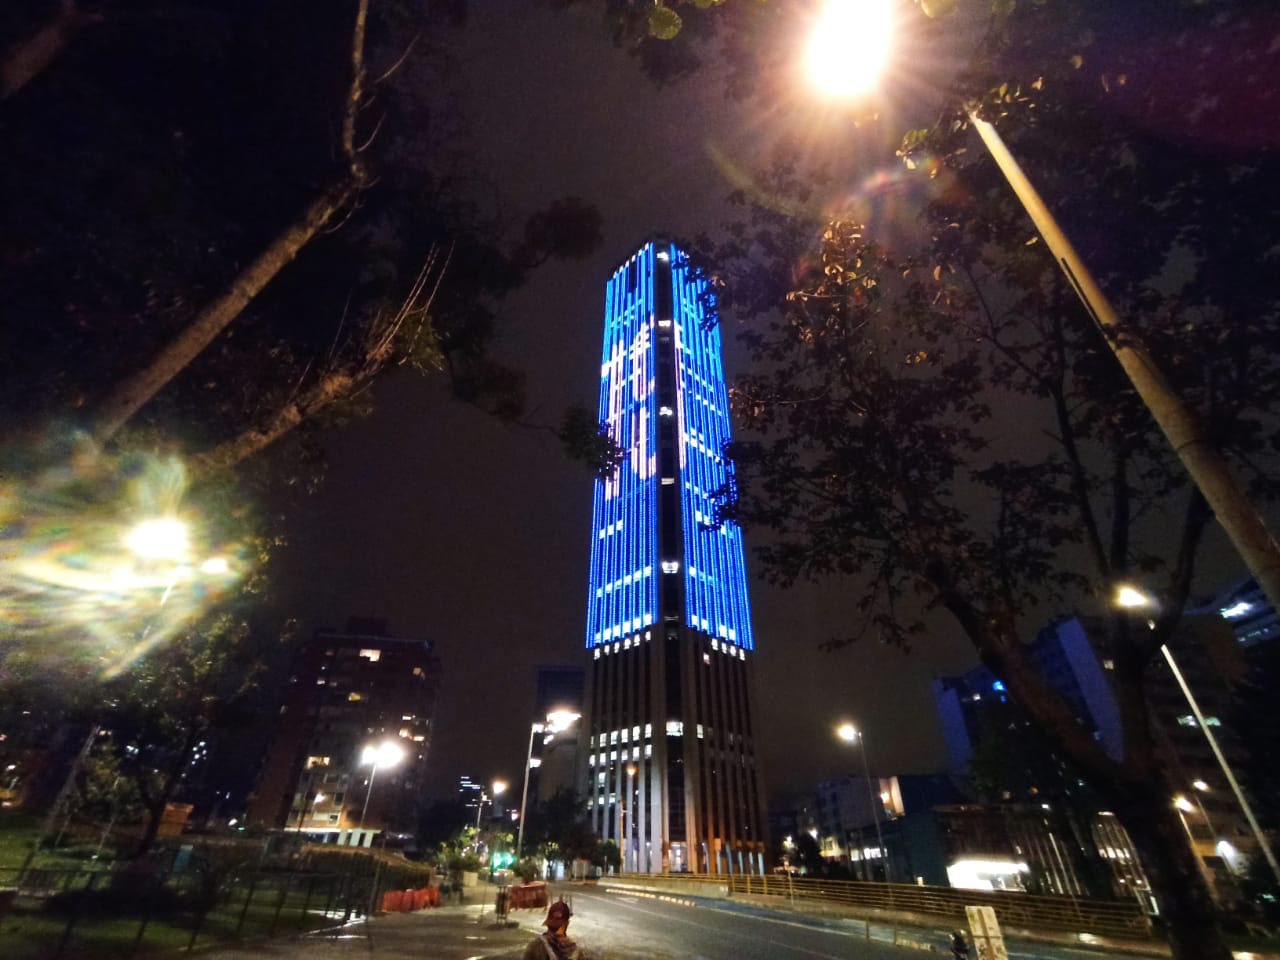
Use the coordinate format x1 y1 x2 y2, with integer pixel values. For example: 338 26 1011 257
190 886 543 960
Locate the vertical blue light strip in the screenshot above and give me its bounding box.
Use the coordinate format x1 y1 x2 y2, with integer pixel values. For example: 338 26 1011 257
584 241 754 652
670 246 755 651
584 246 660 648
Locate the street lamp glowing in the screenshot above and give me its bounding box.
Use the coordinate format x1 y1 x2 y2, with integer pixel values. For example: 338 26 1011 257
807 0 894 99
361 741 407 769
1174 795 1195 813
126 517 189 561
1192 779 1210 792
546 710 581 734
1115 585 1154 609
492 780 507 796
836 723 860 743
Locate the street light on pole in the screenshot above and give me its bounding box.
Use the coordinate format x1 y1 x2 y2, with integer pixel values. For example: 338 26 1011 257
516 710 579 860
805 0 1280 618
1117 585 1280 883
837 723 888 882
474 780 507 851
358 740 406 845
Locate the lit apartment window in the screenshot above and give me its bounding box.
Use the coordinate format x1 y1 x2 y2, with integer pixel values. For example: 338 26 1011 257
358 649 381 662
666 721 683 737
347 692 365 702
306 756 331 769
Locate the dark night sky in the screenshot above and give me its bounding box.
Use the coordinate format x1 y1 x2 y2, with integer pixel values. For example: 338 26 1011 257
271 2 1246 807
274 3 984 805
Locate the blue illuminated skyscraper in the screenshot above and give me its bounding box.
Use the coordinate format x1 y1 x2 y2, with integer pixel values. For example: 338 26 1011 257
582 239 765 875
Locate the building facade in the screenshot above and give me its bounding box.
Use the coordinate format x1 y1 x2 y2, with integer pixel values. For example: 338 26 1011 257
581 240 766 875
247 619 440 846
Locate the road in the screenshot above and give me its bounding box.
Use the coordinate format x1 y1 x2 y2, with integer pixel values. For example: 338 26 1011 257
560 885 1140 960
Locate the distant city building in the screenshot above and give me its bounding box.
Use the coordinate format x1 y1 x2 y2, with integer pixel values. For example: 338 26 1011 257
581 240 766 874
532 666 584 805
247 618 440 846
1205 577 1279 648
934 613 1256 907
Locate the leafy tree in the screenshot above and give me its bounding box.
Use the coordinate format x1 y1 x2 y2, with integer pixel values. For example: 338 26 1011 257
661 2 1278 956
1 0 606 472
93 612 265 855
712 201 1269 956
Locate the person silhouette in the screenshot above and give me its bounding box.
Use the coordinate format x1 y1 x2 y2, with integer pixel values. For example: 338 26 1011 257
523 900 584 960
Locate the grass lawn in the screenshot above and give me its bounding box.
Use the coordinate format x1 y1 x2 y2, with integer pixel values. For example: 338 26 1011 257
0 883 346 958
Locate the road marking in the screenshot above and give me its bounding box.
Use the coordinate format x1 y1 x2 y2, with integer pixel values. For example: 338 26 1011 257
576 890 853 960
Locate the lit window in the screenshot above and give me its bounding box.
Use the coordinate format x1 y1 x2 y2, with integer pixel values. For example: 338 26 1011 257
703 653 711 664
610 731 619 745
660 406 673 417
644 724 652 738
412 667 424 677
1177 715 1197 727
662 561 679 574
666 721 684 737
306 756 330 769
632 725 640 739
662 477 675 485
697 724 705 739
633 746 640 759
358 649 381 662
347 692 365 702
1204 716 1222 727
645 744 653 758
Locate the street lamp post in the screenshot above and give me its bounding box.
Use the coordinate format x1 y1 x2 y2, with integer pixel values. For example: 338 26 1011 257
837 723 888 883
357 740 406 846
1117 586 1280 883
474 780 507 855
625 764 637 874
516 710 580 860
806 0 1280 618
516 723 543 860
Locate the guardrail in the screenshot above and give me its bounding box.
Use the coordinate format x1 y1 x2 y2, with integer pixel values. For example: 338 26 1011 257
617 872 1151 940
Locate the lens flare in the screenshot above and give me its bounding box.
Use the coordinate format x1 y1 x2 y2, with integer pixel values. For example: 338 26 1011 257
807 0 894 100
0 429 245 678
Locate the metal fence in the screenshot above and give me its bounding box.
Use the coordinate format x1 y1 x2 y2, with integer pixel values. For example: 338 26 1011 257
623 872 1152 940
0 853 436 960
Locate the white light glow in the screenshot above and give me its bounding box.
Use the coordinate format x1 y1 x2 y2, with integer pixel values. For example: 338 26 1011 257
946 859 1029 892
807 0 894 99
546 710 581 733
1115 585 1153 608
836 723 859 743
200 556 230 575
361 740 406 769
1221 601 1253 619
126 517 189 561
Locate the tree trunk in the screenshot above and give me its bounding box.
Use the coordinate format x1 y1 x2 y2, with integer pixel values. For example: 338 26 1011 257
189 371 356 477
0 0 97 101
134 796 167 859
1110 779 1231 960
91 177 358 444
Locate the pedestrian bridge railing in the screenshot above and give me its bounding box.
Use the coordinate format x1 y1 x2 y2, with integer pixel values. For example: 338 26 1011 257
617 872 1151 941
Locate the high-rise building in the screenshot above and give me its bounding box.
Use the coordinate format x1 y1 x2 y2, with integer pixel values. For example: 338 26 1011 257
581 239 765 875
247 618 440 845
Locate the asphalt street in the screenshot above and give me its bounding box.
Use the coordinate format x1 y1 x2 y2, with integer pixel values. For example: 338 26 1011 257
186 883 1154 960
564 886 1139 960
